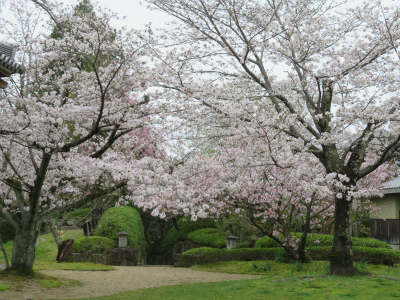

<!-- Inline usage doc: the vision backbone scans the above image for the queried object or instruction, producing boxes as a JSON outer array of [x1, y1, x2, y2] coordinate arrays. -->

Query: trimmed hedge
[[254, 236, 280, 248], [186, 228, 227, 249], [175, 247, 282, 267], [94, 206, 145, 248], [73, 236, 117, 254], [254, 234, 391, 249], [176, 246, 400, 267], [148, 218, 218, 256], [308, 246, 400, 265]]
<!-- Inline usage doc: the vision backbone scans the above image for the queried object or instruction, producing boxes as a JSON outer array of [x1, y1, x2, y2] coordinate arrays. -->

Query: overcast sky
[[0, 0, 172, 31]]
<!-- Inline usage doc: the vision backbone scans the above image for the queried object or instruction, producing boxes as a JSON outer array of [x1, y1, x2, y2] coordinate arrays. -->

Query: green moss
[[94, 206, 145, 248], [73, 236, 116, 254]]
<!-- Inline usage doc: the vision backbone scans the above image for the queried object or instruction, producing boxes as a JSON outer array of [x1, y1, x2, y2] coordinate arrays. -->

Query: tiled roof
[[0, 43, 16, 59], [383, 176, 400, 194], [385, 177, 400, 189], [0, 43, 24, 75]]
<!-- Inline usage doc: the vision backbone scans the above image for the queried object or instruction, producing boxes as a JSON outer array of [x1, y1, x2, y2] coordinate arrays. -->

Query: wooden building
[[0, 43, 24, 89], [370, 177, 400, 250]]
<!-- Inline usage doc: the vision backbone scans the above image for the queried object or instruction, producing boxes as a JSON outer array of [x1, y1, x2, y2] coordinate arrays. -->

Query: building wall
[[370, 194, 400, 219]]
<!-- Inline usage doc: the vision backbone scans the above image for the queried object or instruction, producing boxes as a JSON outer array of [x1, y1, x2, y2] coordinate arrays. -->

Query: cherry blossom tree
[[0, 0, 162, 274], [144, 0, 400, 275]]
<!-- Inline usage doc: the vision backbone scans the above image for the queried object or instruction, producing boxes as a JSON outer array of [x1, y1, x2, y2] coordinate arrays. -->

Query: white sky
[[0, 0, 173, 30], [75, 0, 173, 29]]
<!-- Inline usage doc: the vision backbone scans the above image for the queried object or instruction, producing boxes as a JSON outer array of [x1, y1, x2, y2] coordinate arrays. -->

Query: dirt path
[[0, 266, 261, 300]]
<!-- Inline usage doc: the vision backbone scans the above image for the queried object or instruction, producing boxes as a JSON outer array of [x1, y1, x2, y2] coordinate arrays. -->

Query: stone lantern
[[117, 231, 129, 248], [226, 235, 239, 250]]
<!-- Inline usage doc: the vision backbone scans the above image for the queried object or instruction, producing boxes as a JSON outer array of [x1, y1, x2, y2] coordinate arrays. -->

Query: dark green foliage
[[308, 246, 400, 265], [254, 233, 391, 249], [175, 247, 281, 267], [237, 241, 251, 248], [352, 237, 392, 249], [274, 249, 292, 263], [186, 228, 227, 249], [175, 244, 400, 267], [352, 247, 400, 265], [73, 236, 116, 254], [69, 207, 92, 220], [94, 206, 145, 248], [254, 235, 280, 248], [130, 204, 174, 245], [148, 218, 219, 256], [0, 222, 15, 243]]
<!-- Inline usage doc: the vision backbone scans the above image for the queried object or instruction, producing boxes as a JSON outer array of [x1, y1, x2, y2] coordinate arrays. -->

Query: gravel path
[[0, 266, 261, 300]]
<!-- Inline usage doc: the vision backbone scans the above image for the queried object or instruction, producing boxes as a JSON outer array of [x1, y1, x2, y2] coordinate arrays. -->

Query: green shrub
[[308, 246, 400, 265], [352, 247, 400, 265], [255, 233, 391, 250], [274, 248, 292, 263], [186, 228, 227, 248], [352, 237, 392, 249], [254, 235, 280, 248], [175, 247, 281, 267], [176, 243, 400, 267], [0, 222, 15, 243], [73, 236, 116, 254], [148, 218, 219, 256], [94, 206, 145, 248], [69, 207, 92, 220]]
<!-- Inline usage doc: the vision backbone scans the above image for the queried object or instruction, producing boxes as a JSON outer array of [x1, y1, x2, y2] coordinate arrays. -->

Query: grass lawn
[[0, 228, 113, 271], [0, 228, 113, 291], [1, 230, 400, 299], [76, 261, 400, 300]]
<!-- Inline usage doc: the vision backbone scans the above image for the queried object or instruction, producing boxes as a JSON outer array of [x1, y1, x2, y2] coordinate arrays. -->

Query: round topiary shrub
[[186, 228, 227, 248], [94, 206, 146, 248], [73, 236, 117, 254]]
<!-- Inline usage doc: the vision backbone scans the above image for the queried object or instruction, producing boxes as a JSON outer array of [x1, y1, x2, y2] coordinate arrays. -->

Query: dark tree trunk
[[329, 194, 355, 276], [0, 234, 10, 270], [48, 219, 62, 249], [10, 225, 39, 275]]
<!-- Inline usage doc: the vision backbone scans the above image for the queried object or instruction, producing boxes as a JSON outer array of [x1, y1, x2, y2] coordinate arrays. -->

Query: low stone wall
[[72, 248, 145, 266]]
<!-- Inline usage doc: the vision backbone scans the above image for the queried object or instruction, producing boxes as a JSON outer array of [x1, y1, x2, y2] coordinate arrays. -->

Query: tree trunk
[[329, 194, 355, 276], [0, 234, 10, 270], [10, 225, 39, 275], [48, 219, 62, 249]]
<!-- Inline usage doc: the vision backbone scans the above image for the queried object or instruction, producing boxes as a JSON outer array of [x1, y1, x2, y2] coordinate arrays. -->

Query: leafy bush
[[69, 207, 92, 220], [352, 237, 392, 249], [175, 245, 400, 267], [175, 247, 281, 267], [186, 228, 227, 248], [255, 233, 391, 250], [94, 206, 145, 248], [73, 236, 116, 254], [254, 235, 280, 248], [0, 222, 15, 243], [353, 247, 400, 265], [308, 246, 400, 265], [148, 218, 219, 256]]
